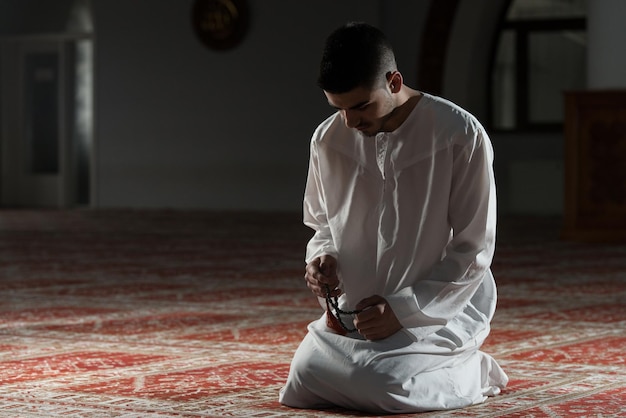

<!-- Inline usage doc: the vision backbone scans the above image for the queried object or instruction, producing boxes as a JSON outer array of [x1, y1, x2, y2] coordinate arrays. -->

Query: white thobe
[[279, 93, 508, 413]]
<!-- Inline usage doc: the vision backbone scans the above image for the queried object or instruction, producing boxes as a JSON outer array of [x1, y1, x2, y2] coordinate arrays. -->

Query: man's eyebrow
[[329, 100, 369, 110]]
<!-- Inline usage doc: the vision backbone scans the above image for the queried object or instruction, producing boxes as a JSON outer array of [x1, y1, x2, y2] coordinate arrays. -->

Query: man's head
[[318, 22, 403, 137], [318, 22, 397, 94]]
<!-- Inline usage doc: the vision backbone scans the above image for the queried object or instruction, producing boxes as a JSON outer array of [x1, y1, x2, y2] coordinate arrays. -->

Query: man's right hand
[[304, 255, 342, 298]]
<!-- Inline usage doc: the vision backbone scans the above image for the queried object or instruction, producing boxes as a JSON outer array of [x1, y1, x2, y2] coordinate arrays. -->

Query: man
[[279, 22, 508, 413]]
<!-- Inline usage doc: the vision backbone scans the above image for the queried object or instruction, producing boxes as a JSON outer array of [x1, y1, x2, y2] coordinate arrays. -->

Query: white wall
[[588, 0, 626, 88], [93, 0, 428, 210], [92, 0, 429, 211]]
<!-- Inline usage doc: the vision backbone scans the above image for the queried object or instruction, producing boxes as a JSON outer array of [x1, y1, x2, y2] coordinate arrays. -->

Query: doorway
[[1, 35, 93, 208]]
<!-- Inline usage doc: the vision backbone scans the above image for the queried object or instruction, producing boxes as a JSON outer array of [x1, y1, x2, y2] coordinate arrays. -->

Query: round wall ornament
[[191, 0, 249, 51]]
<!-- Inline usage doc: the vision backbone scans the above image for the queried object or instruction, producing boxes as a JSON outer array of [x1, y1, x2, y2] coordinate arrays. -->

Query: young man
[[279, 22, 508, 413]]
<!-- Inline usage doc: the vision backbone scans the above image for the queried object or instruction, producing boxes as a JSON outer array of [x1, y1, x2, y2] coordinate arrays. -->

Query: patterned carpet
[[0, 209, 625, 417]]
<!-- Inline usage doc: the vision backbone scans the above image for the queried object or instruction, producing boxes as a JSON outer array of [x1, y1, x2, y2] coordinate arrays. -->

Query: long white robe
[[279, 93, 508, 413]]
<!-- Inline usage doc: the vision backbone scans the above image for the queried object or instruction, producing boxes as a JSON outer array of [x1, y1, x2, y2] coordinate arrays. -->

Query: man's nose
[[342, 110, 359, 128]]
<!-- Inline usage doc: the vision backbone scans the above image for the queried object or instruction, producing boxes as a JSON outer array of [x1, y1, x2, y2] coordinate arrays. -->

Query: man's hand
[[353, 295, 402, 340], [304, 255, 341, 298]]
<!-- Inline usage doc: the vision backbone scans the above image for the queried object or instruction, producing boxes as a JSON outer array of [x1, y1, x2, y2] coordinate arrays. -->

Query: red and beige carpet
[[0, 210, 624, 417]]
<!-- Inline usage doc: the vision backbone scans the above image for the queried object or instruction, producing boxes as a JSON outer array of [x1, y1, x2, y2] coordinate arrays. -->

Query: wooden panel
[[563, 90, 626, 242]]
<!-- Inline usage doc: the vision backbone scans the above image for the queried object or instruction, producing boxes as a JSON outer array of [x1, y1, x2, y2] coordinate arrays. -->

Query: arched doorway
[[417, 0, 509, 122]]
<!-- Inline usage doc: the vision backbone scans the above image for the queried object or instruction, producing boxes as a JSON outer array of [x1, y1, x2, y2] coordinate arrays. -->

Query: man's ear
[[387, 71, 403, 93]]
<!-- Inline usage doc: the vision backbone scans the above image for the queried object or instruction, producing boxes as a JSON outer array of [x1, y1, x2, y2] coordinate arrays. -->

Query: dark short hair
[[317, 22, 397, 93]]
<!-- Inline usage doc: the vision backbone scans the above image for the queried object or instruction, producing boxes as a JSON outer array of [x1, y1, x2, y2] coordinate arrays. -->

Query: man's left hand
[[353, 295, 402, 340]]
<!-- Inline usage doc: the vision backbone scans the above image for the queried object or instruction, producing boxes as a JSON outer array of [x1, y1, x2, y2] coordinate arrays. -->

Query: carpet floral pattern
[[0, 210, 625, 417]]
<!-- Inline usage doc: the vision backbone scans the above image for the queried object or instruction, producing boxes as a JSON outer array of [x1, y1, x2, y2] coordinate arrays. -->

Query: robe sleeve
[[303, 138, 338, 264], [387, 125, 497, 343]]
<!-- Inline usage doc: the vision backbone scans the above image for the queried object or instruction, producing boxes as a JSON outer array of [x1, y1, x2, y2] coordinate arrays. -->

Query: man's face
[[324, 85, 395, 137]]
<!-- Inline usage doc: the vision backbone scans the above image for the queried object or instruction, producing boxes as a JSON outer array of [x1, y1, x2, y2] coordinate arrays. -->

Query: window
[[491, 0, 587, 131]]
